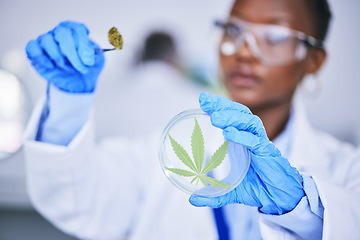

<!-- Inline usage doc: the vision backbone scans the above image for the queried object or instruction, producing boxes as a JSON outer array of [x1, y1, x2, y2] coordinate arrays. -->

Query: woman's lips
[[227, 66, 259, 88]]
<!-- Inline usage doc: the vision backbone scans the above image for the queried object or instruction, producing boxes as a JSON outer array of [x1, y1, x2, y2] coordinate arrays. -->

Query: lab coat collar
[[286, 91, 337, 176], [271, 90, 329, 173]]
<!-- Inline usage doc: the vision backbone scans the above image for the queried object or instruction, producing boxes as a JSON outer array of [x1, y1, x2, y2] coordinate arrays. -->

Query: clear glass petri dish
[[159, 109, 250, 197]]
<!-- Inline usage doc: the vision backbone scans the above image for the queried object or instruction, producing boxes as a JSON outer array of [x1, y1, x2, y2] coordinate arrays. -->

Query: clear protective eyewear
[[215, 18, 323, 66]]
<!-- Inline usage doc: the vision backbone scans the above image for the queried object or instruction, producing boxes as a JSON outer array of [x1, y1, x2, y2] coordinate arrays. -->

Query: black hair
[[304, 0, 332, 41], [141, 32, 177, 63]]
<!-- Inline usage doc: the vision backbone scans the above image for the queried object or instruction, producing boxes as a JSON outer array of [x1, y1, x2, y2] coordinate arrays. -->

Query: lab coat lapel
[[286, 94, 326, 172], [287, 96, 360, 240]]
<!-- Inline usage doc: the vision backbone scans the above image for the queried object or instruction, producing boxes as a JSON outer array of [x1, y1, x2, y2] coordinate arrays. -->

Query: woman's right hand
[[26, 21, 105, 93], [189, 93, 305, 215]]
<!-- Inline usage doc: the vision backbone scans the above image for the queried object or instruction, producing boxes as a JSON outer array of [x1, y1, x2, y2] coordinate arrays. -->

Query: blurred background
[[0, 0, 359, 239]]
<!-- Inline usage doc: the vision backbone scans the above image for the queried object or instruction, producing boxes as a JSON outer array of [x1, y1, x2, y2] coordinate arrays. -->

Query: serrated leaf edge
[[201, 140, 229, 174], [165, 167, 197, 177], [191, 118, 205, 173], [168, 120, 231, 190], [168, 134, 197, 172], [202, 175, 232, 189]]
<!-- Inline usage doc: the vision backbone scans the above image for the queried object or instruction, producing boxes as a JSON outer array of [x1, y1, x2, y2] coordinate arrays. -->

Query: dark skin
[[220, 0, 326, 140]]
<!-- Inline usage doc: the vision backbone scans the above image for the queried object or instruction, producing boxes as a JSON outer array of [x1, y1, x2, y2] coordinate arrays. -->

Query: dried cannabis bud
[[108, 27, 123, 50]]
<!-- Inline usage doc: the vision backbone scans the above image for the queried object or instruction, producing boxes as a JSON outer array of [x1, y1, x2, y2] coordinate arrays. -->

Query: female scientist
[[24, 0, 360, 239]]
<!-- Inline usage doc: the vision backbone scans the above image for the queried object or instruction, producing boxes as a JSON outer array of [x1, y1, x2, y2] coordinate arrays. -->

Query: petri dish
[[159, 109, 250, 197]]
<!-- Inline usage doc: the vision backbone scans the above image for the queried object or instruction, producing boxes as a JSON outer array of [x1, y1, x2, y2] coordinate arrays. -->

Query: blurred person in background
[[23, 0, 360, 239], [107, 31, 206, 137]]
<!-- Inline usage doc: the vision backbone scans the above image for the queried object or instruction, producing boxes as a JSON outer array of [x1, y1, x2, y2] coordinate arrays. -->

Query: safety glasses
[[215, 17, 323, 66]]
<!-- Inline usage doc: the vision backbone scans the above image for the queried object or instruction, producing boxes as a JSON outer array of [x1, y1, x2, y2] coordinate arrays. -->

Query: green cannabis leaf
[[192, 119, 204, 172], [168, 134, 197, 172], [166, 118, 232, 190]]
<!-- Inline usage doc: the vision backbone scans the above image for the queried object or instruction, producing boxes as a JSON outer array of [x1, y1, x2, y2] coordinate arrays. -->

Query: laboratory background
[[0, 0, 359, 239]]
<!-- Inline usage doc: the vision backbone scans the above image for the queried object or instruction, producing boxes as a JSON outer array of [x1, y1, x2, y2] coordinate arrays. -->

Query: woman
[[24, 0, 359, 239]]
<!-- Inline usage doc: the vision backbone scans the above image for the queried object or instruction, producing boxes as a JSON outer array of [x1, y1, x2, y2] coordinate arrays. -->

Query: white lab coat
[[24, 92, 360, 240]]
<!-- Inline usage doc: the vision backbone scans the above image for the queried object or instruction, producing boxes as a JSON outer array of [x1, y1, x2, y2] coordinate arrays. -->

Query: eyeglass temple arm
[[214, 20, 226, 28], [304, 36, 324, 49]]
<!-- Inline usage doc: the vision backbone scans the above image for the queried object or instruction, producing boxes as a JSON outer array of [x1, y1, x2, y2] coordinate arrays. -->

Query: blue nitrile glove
[[189, 93, 305, 215], [26, 21, 104, 93]]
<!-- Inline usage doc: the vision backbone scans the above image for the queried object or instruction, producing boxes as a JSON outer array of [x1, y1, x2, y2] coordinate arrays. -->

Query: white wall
[[303, 0, 360, 145], [0, 0, 233, 139], [0, 0, 359, 145], [0, 0, 232, 101]]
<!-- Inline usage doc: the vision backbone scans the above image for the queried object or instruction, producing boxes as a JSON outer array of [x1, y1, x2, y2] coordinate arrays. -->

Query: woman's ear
[[306, 48, 327, 74]]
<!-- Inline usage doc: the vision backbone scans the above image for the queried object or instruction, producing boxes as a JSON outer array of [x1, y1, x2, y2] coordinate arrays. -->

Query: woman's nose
[[234, 35, 258, 61]]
